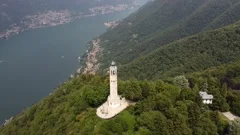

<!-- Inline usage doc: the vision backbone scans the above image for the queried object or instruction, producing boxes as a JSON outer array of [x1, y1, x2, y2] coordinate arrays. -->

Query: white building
[[108, 61, 121, 108], [199, 91, 213, 104], [96, 61, 129, 119]]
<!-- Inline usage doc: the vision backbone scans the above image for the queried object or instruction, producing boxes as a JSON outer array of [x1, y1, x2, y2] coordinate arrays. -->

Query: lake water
[[0, 9, 135, 124]]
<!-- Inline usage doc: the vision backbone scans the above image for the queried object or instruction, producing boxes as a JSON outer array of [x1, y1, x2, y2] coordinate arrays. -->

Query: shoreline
[[81, 38, 102, 75], [0, 4, 137, 40], [0, 1, 145, 126]]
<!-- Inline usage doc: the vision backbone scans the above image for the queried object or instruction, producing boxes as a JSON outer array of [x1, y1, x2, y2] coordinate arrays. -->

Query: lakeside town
[[0, 4, 137, 39], [0, 10, 74, 39]]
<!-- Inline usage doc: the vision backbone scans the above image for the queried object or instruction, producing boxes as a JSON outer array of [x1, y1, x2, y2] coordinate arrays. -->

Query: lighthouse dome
[[111, 61, 116, 66]]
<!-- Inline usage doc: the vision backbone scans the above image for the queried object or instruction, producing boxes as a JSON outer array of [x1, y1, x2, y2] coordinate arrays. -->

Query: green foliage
[[188, 103, 201, 128], [211, 92, 230, 112], [136, 127, 151, 135], [178, 88, 197, 101], [0, 71, 239, 135], [136, 111, 170, 135], [154, 94, 172, 112], [210, 111, 229, 134], [119, 80, 143, 102], [119, 22, 240, 80], [165, 108, 192, 135], [139, 80, 155, 98], [227, 91, 240, 116], [83, 85, 108, 107], [188, 61, 240, 114], [229, 118, 240, 135], [98, 0, 240, 74], [174, 75, 190, 89], [96, 111, 135, 135], [193, 117, 218, 135]]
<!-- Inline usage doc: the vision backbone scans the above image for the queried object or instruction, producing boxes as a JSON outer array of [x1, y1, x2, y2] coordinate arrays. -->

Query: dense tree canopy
[[119, 22, 240, 80], [1, 66, 239, 135], [96, 0, 240, 72]]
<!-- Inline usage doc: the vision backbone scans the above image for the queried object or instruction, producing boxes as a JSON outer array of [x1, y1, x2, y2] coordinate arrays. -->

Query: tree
[[179, 88, 197, 101], [175, 101, 188, 116], [211, 92, 229, 112], [134, 97, 156, 114], [193, 117, 218, 135], [229, 118, 240, 135], [200, 82, 209, 92], [210, 111, 229, 135], [165, 107, 192, 135], [227, 91, 240, 116], [154, 94, 171, 112], [155, 80, 165, 92], [220, 83, 228, 98], [139, 80, 155, 98], [174, 75, 190, 89], [136, 127, 151, 135], [83, 85, 108, 107], [123, 80, 143, 101], [137, 111, 170, 135], [188, 103, 201, 128]]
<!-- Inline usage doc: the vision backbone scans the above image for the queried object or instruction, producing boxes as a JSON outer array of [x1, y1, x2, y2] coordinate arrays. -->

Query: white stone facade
[[96, 61, 129, 119], [108, 62, 121, 108], [202, 99, 213, 104], [199, 91, 213, 104]]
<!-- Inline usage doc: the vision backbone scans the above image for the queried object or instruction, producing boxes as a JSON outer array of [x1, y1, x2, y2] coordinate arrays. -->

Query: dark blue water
[[0, 10, 135, 124]]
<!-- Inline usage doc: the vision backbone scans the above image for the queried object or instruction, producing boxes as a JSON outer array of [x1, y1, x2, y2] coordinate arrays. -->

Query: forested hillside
[[97, 0, 240, 70], [119, 21, 240, 80], [1, 0, 240, 134], [1, 62, 240, 134]]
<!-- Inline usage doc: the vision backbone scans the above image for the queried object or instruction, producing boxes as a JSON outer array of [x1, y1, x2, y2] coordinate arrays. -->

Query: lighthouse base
[[96, 98, 129, 119], [107, 95, 121, 108]]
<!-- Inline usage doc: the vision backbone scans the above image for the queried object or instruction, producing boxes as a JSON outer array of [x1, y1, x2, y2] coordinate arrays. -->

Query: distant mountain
[[0, 0, 147, 37], [95, 0, 240, 72]]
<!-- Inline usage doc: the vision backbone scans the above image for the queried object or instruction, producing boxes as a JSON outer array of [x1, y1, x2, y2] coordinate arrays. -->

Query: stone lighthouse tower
[[108, 61, 121, 108], [96, 61, 129, 119]]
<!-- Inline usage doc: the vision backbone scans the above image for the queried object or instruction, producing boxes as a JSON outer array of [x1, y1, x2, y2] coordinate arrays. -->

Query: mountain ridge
[[118, 21, 240, 80], [95, 0, 240, 71]]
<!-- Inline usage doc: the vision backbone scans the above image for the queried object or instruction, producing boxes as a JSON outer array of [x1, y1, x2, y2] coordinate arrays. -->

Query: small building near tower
[[96, 61, 129, 119], [199, 91, 213, 104]]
